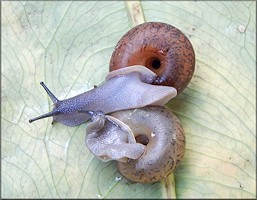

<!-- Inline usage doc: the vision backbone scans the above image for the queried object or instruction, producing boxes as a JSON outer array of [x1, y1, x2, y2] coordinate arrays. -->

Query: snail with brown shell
[[29, 22, 195, 183]]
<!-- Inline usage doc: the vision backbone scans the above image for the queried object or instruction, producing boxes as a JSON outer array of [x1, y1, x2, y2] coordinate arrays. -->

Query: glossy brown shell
[[109, 22, 195, 93]]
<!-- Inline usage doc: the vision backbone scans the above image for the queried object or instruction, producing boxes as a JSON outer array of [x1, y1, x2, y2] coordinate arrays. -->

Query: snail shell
[[109, 22, 195, 93]]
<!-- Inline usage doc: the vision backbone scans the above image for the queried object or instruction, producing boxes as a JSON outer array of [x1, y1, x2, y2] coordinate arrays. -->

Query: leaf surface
[[1, 1, 256, 198]]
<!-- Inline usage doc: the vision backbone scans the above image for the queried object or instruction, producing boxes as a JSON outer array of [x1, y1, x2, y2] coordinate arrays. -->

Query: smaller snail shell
[[112, 106, 185, 183]]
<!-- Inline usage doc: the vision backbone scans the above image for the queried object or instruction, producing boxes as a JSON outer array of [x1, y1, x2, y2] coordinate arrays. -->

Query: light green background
[[1, 1, 256, 198]]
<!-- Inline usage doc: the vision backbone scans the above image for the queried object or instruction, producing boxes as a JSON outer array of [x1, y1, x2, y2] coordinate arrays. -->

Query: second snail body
[[86, 106, 185, 183]]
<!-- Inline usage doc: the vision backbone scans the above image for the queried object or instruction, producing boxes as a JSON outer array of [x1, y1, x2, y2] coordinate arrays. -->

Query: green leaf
[[1, 1, 256, 198]]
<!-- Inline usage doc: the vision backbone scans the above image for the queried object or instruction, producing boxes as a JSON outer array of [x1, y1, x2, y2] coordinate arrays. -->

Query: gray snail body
[[29, 66, 177, 126], [86, 106, 185, 183]]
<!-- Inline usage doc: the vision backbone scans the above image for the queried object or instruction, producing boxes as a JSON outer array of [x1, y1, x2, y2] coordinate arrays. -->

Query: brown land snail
[[29, 22, 195, 183]]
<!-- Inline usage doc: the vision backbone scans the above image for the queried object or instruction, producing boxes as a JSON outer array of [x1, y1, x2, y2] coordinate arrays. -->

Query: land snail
[[29, 22, 195, 183]]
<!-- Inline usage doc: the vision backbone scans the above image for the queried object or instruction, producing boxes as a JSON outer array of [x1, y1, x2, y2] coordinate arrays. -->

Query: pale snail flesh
[[86, 106, 185, 183], [29, 65, 177, 126], [85, 110, 145, 162]]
